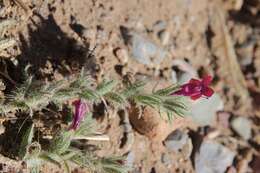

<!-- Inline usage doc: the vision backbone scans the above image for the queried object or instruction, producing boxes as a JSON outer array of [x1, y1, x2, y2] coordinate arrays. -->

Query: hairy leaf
[[154, 84, 179, 96], [49, 131, 73, 154], [19, 124, 34, 159], [121, 81, 145, 99], [96, 80, 117, 96]]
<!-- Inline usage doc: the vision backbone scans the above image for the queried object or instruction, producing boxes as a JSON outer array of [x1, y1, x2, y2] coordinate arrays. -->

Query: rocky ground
[[0, 0, 260, 173]]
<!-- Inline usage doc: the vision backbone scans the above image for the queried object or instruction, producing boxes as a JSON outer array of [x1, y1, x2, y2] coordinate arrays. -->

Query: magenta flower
[[172, 75, 214, 100], [69, 99, 89, 130]]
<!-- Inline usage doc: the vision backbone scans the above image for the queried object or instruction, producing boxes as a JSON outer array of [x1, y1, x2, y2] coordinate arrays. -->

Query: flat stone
[[164, 129, 189, 152], [178, 72, 193, 85], [161, 153, 173, 166], [231, 117, 252, 140], [190, 93, 224, 126], [126, 151, 135, 167], [153, 20, 167, 31], [195, 140, 235, 173], [130, 33, 167, 65]]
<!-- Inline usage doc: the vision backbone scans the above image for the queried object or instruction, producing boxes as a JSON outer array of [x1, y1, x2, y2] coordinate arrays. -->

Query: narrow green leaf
[[74, 113, 96, 137], [134, 94, 162, 106], [19, 124, 34, 159], [61, 151, 79, 160], [121, 81, 145, 98], [63, 160, 70, 173], [49, 131, 73, 154], [40, 152, 63, 167], [154, 84, 180, 96], [96, 80, 117, 96], [105, 92, 126, 104], [80, 88, 99, 100]]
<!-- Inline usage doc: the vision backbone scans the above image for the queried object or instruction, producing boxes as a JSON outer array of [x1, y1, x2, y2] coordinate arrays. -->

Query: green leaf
[[63, 160, 70, 173], [96, 80, 117, 96], [19, 124, 34, 159], [74, 113, 96, 137], [121, 81, 145, 99], [49, 131, 73, 154], [164, 98, 188, 111], [100, 156, 129, 173], [29, 166, 40, 173], [40, 152, 63, 167], [162, 102, 186, 118], [154, 84, 180, 96], [61, 150, 79, 160], [70, 152, 129, 173], [40, 152, 75, 173], [134, 94, 162, 106], [80, 88, 99, 100], [105, 92, 126, 105]]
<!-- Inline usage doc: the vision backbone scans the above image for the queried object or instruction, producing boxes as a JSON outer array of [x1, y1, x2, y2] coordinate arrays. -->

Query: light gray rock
[[172, 59, 198, 83], [190, 93, 224, 126], [195, 140, 235, 173], [171, 70, 178, 84], [177, 72, 193, 85], [126, 151, 135, 167], [130, 33, 167, 65], [153, 20, 167, 31], [164, 130, 189, 152], [161, 153, 173, 166], [231, 117, 252, 140], [181, 138, 193, 159]]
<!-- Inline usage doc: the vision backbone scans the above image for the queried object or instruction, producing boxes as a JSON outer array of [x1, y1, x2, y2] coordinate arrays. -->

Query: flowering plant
[[1, 69, 214, 173]]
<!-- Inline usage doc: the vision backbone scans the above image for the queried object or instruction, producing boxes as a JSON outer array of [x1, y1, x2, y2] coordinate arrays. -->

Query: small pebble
[[126, 151, 135, 168], [114, 48, 129, 64], [153, 20, 167, 31], [172, 59, 197, 78], [217, 111, 231, 128], [158, 30, 170, 45], [181, 138, 193, 159], [195, 140, 235, 173], [178, 72, 194, 85], [164, 130, 189, 152], [130, 33, 167, 65], [161, 153, 173, 166], [190, 93, 224, 126], [231, 117, 252, 140]]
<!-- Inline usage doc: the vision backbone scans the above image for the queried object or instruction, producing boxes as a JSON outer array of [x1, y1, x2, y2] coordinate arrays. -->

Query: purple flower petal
[[171, 75, 214, 100], [69, 99, 89, 130]]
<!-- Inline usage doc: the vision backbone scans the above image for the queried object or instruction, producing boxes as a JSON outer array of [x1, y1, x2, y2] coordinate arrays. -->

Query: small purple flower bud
[[69, 99, 89, 130]]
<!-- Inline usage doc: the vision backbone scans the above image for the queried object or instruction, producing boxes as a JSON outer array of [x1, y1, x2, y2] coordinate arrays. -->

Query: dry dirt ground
[[0, 0, 260, 173]]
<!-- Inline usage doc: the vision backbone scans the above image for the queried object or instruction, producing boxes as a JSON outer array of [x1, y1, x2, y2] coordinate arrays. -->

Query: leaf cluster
[[3, 70, 189, 173], [20, 115, 128, 173]]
